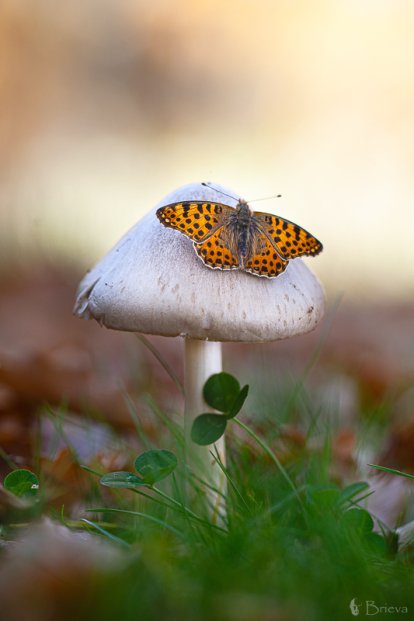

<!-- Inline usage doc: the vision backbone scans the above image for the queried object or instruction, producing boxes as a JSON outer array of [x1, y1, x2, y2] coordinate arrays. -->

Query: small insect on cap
[[74, 182, 325, 342]]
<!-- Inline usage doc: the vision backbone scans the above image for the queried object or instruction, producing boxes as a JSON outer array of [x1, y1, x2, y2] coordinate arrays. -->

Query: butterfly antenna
[[248, 194, 282, 203], [201, 182, 239, 201]]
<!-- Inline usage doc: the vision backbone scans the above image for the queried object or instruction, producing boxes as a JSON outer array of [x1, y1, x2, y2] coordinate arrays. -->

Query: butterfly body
[[156, 196, 322, 278]]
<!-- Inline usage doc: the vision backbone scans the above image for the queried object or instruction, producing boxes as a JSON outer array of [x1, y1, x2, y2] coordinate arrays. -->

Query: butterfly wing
[[156, 201, 233, 243], [254, 212, 323, 260], [193, 229, 240, 270], [244, 234, 289, 278]]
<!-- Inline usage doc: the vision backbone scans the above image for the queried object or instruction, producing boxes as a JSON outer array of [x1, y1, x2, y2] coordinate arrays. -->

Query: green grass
[[77, 441, 414, 621], [2, 370, 414, 621]]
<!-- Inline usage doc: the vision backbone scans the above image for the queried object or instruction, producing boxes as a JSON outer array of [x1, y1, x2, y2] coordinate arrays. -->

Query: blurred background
[[1, 4, 414, 616], [1, 0, 414, 299], [1, 0, 414, 486]]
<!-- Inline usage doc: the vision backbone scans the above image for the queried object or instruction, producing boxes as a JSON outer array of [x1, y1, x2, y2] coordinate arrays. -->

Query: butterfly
[[156, 185, 323, 278]]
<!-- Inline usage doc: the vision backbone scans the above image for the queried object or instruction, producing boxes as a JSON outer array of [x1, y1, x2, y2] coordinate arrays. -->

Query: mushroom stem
[[184, 338, 226, 519]]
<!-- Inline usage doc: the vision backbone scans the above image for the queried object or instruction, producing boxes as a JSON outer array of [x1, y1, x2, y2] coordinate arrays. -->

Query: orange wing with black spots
[[254, 212, 323, 260], [156, 201, 233, 243], [193, 228, 239, 271], [244, 235, 289, 278], [157, 198, 323, 279]]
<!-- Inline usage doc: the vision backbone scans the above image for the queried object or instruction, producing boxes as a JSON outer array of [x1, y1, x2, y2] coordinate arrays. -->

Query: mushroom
[[74, 182, 325, 516]]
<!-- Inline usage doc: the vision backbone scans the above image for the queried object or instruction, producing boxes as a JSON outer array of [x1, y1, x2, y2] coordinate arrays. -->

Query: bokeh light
[[1, 0, 413, 300]]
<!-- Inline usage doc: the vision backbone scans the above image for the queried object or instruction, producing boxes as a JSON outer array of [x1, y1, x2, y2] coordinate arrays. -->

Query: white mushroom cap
[[74, 182, 325, 342]]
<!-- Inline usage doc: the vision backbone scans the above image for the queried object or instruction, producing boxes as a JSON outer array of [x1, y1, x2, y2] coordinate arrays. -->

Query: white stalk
[[184, 337, 226, 521]]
